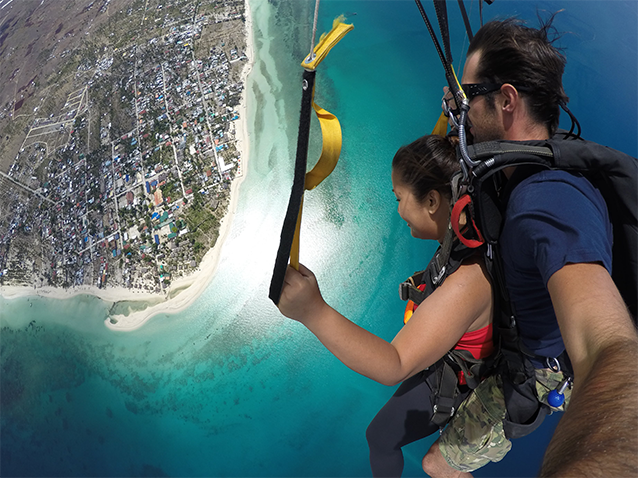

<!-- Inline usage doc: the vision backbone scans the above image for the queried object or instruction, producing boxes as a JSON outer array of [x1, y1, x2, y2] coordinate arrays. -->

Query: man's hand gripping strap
[[268, 20, 353, 305]]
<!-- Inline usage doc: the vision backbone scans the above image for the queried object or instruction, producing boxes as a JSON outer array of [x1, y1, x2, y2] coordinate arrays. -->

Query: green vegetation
[[161, 182, 179, 199], [183, 199, 218, 236]]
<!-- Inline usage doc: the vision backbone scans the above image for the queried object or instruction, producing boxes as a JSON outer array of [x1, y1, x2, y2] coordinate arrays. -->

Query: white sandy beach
[[0, 0, 256, 332]]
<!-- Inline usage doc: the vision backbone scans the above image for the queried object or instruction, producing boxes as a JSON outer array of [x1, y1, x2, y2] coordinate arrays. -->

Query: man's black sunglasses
[[462, 83, 530, 101]]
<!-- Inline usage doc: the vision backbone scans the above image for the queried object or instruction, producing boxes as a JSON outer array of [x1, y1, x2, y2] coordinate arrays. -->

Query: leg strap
[[427, 360, 461, 428]]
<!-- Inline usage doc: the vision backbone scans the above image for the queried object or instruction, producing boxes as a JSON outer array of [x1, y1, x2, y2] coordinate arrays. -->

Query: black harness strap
[[399, 237, 476, 306], [269, 70, 316, 304], [427, 349, 495, 428], [428, 359, 462, 427]]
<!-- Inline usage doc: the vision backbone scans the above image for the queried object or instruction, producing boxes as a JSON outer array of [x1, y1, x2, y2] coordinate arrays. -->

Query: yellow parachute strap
[[305, 101, 342, 190], [449, 64, 466, 102], [269, 17, 353, 304], [432, 111, 449, 137], [290, 100, 342, 269], [448, 64, 469, 113], [302, 20, 354, 71], [290, 197, 304, 270], [289, 21, 352, 269]]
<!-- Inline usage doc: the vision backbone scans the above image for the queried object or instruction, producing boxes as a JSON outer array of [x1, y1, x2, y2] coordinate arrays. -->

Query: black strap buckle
[[399, 281, 411, 301]]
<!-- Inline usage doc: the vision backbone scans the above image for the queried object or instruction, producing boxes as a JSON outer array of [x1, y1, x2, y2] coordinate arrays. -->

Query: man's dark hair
[[467, 15, 569, 135]]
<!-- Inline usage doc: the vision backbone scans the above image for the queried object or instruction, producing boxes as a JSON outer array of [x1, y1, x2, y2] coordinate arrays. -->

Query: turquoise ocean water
[[1, 1, 636, 476]]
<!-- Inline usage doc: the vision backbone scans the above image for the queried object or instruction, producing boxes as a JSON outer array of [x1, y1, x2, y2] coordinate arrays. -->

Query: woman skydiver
[[277, 133, 495, 477]]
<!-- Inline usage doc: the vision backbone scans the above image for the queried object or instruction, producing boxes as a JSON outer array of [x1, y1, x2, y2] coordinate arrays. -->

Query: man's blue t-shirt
[[500, 170, 613, 361]]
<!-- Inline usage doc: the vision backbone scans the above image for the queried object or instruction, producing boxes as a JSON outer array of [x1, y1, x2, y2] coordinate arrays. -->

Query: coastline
[[0, 0, 256, 332]]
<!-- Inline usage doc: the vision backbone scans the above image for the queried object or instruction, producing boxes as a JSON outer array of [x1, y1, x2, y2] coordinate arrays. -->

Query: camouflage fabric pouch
[[439, 374, 511, 472], [438, 368, 571, 472]]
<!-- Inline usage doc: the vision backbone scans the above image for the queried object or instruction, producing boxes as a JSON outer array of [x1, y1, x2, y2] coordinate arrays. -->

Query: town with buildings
[[0, 0, 248, 294]]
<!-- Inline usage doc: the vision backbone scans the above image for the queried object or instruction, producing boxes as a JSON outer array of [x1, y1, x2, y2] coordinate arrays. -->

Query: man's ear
[[500, 83, 520, 112]]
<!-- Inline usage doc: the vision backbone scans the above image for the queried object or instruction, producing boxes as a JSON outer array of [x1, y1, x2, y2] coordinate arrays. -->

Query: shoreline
[[0, 0, 256, 332]]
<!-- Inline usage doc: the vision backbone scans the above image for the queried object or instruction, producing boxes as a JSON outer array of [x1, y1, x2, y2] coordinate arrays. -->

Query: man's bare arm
[[541, 263, 638, 477]]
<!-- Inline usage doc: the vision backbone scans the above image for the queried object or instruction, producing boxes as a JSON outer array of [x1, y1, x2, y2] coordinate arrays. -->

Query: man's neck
[[502, 122, 551, 179], [503, 112, 550, 141]]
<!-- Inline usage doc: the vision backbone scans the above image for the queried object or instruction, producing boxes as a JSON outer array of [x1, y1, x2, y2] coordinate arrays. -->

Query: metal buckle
[[432, 404, 455, 417], [399, 281, 410, 301], [442, 94, 460, 128], [432, 265, 446, 285], [546, 356, 561, 373]]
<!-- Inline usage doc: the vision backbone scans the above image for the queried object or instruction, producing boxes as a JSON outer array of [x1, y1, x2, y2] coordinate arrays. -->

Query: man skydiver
[[422, 17, 638, 478]]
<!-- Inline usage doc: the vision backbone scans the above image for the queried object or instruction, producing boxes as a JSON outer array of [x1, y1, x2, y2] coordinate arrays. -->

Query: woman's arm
[[277, 261, 492, 386]]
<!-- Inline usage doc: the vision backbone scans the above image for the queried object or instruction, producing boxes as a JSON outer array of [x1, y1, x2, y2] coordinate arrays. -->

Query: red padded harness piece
[[451, 194, 485, 248]]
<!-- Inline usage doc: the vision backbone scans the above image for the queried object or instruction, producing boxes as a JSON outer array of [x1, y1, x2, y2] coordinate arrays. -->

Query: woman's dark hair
[[467, 14, 568, 135], [392, 134, 460, 204]]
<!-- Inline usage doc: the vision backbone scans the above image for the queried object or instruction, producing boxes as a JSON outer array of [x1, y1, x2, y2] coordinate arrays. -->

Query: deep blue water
[[1, 1, 636, 477]]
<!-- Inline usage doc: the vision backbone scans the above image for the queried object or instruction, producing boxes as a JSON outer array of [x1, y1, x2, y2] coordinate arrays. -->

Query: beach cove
[[1, 1, 636, 477], [0, 0, 257, 331]]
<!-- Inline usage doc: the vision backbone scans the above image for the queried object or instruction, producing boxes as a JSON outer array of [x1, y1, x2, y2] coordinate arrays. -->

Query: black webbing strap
[[414, 0, 449, 77], [481, 1, 494, 26], [268, 69, 316, 304], [457, 0, 474, 41], [433, 0, 453, 66], [447, 349, 488, 390], [414, 0, 464, 106], [399, 273, 428, 304], [429, 360, 460, 427]]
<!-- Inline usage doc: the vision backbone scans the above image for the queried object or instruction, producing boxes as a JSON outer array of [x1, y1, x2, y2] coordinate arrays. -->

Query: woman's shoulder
[[441, 253, 492, 299], [456, 251, 489, 277]]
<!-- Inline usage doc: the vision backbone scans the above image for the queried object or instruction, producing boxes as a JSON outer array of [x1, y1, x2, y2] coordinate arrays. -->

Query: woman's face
[[391, 170, 444, 241]]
